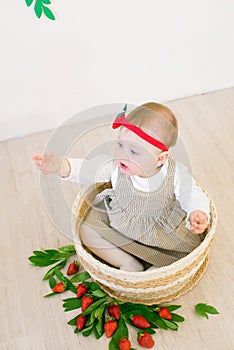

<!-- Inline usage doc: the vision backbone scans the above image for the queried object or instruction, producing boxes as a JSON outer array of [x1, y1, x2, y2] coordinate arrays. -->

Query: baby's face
[[114, 127, 162, 178]]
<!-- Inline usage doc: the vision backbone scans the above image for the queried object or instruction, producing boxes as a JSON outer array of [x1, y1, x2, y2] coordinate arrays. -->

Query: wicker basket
[[72, 182, 217, 305]]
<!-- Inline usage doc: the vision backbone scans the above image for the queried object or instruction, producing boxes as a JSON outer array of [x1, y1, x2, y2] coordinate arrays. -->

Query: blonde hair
[[126, 102, 178, 147]]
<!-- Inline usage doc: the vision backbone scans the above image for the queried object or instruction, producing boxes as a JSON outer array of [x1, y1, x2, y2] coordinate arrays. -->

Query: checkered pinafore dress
[[84, 158, 202, 267]]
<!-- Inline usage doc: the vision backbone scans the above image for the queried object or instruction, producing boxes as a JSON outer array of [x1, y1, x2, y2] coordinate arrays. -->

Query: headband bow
[[112, 105, 169, 152]]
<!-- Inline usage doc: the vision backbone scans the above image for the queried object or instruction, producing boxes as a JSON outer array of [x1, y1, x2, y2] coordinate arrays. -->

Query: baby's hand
[[32, 151, 63, 175], [189, 211, 208, 234]]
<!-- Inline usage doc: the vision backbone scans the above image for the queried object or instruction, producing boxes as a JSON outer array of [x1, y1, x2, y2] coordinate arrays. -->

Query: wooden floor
[[1, 88, 234, 350]]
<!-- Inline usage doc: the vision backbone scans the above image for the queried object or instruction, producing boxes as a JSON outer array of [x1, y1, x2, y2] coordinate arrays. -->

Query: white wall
[[0, 0, 233, 141]]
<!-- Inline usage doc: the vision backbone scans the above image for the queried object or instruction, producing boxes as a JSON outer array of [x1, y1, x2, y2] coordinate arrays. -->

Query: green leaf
[[32, 250, 48, 257], [195, 303, 219, 319], [163, 319, 178, 330], [93, 324, 102, 339], [82, 323, 94, 337], [153, 317, 167, 330], [205, 305, 219, 314], [34, 0, 43, 18], [66, 280, 77, 294], [28, 256, 56, 267], [67, 315, 79, 326], [44, 249, 59, 257], [86, 311, 96, 327], [55, 268, 65, 280], [51, 252, 72, 260], [86, 282, 102, 291], [141, 312, 167, 330], [93, 303, 106, 319], [49, 276, 57, 289], [163, 305, 182, 312], [196, 303, 219, 315], [63, 296, 82, 304], [29, 248, 59, 266], [44, 292, 58, 297], [70, 271, 91, 283], [41, 0, 51, 4], [64, 279, 77, 294], [109, 317, 128, 350], [91, 289, 107, 298], [195, 307, 208, 318], [42, 5, 56, 20], [83, 297, 107, 316], [63, 298, 82, 312], [95, 316, 104, 338], [120, 303, 150, 315], [58, 245, 76, 253], [171, 313, 185, 322], [25, 0, 34, 6], [43, 260, 67, 280]]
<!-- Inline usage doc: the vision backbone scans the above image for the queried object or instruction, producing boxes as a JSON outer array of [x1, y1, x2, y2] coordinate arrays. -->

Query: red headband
[[112, 114, 169, 151]]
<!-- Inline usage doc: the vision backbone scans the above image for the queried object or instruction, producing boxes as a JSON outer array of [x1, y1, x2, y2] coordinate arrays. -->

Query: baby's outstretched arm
[[189, 210, 208, 234], [32, 152, 71, 177]]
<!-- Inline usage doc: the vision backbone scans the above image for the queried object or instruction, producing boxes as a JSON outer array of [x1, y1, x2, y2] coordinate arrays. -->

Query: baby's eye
[[117, 142, 123, 148], [130, 149, 139, 155]]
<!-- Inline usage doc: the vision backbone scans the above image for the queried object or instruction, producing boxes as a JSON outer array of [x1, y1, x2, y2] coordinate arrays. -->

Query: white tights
[[80, 223, 144, 272]]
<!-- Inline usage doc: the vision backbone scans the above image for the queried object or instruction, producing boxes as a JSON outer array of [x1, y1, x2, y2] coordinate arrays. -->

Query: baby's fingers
[[190, 225, 207, 234], [33, 152, 55, 161], [32, 154, 42, 160], [33, 155, 45, 169]]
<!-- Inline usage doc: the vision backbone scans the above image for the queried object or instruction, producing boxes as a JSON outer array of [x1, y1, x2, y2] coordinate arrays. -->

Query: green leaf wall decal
[[25, 0, 56, 20], [34, 0, 43, 18], [43, 5, 55, 20], [25, 0, 34, 6]]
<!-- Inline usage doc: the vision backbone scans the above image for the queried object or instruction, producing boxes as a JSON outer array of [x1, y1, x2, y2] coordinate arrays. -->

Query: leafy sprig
[[65, 293, 184, 346], [195, 303, 219, 319], [25, 0, 55, 21], [28, 245, 76, 280]]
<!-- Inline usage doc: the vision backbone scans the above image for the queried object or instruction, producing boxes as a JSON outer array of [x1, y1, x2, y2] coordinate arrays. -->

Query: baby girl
[[33, 102, 209, 271]]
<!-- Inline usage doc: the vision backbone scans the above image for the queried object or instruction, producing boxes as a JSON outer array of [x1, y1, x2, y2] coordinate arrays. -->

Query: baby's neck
[[138, 164, 163, 178]]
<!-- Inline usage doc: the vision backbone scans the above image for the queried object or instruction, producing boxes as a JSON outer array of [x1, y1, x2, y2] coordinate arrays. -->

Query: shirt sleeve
[[174, 162, 210, 225], [60, 154, 113, 184]]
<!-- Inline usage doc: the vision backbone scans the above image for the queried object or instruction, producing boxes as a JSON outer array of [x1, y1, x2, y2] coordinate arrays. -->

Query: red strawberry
[[138, 332, 155, 348], [52, 281, 66, 293], [76, 315, 87, 330], [81, 295, 93, 312], [108, 304, 121, 320], [118, 338, 131, 350], [132, 314, 150, 328], [158, 307, 172, 320], [67, 261, 79, 275], [104, 320, 118, 338], [77, 283, 88, 298]]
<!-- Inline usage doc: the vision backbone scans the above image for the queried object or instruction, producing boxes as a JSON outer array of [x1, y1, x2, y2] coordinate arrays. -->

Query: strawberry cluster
[[29, 246, 185, 349], [28, 245, 219, 349], [63, 279, 183, 349]]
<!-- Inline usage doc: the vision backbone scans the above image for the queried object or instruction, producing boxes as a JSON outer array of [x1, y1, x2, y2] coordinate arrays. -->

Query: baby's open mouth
[[120, 162, 128, 169]]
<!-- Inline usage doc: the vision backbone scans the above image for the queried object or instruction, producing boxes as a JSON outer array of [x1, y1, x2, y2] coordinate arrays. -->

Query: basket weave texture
[[72, 182, 217, 305]]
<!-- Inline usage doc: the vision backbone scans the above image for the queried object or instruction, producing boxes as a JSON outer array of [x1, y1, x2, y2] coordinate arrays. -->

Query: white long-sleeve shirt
[[62, 155, 210, 224]]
